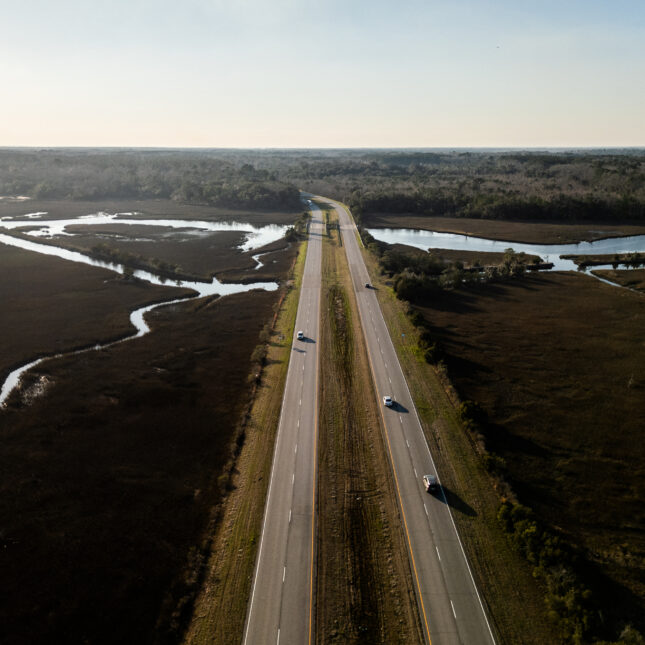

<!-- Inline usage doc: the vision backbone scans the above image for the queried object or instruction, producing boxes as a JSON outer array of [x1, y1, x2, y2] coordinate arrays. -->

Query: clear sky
[[1, 0, 643, 147]]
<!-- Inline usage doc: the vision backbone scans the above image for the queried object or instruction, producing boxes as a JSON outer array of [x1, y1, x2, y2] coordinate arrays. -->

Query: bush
[[497, 501, 597, 644], [459, 400, 488, 427], [424, 343, 442, 364]]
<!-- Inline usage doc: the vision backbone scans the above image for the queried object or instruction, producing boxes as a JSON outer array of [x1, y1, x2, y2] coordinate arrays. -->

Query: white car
[[423, 474, 439, 493], [383, 395, 393, 407], [296, 330, 304, 340]]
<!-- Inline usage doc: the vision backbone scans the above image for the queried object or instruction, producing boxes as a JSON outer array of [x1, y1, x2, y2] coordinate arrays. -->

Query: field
[[364, 212, 645, 244], [413, 272, 645, 634], [0, 200, 300, 644], [0, 198, 299, 224], [45, 223, 293, 283]]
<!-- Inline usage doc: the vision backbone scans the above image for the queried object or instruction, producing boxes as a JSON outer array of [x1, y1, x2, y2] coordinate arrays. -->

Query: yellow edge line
[[333, 199, 433, 645], [369, 348, 433, 645]]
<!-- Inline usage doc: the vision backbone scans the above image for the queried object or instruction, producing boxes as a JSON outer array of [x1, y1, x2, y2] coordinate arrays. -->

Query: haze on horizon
[[1, 0, 643, 149]]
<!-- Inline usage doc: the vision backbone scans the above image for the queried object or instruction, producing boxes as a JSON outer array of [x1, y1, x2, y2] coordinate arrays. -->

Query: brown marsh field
[[0, 245, 192, 385], [593, 268, 645, 292], [0, 198, 299, 224], [413, 271, 645, 632], [0, 201, 299, 644]]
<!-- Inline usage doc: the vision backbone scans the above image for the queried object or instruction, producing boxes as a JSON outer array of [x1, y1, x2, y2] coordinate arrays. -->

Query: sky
[[1, 0, 644, 148]]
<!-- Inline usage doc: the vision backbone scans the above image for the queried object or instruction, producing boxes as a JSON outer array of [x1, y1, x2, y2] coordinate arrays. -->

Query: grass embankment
[[183, 240, 307, 644], [364, 213, 645, 245], [315, 206, 422, 644], [357, 241, 559, 644]]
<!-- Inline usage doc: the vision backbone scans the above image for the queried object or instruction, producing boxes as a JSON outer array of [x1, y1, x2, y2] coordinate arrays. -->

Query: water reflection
[[367, 228, 645, 272]]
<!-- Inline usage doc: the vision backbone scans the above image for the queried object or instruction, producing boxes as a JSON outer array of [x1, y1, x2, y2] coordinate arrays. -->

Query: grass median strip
[[315, 207, 422, 644]]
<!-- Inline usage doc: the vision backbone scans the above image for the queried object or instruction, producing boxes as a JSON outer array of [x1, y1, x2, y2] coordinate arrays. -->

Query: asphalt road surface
[[327, 196, 497, 645], [243, 202, 323, 645]]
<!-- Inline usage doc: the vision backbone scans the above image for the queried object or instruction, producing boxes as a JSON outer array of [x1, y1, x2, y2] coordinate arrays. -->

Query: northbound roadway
[[328, 196, 497, 645]]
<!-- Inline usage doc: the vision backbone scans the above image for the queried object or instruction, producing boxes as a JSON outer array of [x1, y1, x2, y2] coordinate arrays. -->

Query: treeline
[[0, 150, 301, 210], [3, 147, 645, 219], [349, 191, 645, 223]]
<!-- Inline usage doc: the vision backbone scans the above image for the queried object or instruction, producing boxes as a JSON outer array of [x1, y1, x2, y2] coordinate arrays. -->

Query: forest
[[2, 148, 644, 221], [0, 149, 302, 210]]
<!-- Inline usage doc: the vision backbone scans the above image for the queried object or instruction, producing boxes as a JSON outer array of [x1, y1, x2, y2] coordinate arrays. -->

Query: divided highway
[[327, 197, 497, 645], [244, 196, 496, 645], [243, 202, 323, 645]]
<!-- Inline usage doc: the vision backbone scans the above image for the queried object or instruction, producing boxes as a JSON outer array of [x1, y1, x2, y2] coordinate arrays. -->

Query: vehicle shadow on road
[[302, 337, 316, 343], [437, 486, 477, 517], [292, 347, 306, 354], [392, 401, 409, 413]]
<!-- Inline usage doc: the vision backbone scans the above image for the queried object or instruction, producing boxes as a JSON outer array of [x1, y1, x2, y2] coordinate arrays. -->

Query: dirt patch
[[416, 272, 645, 633], [365, 212, 645, 244]]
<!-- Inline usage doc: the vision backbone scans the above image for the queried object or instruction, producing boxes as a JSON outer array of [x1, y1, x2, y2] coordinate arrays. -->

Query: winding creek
[[0, 212, 285, 406]]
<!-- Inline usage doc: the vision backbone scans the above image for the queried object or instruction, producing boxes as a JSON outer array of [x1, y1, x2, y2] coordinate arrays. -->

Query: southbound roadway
[[242, 201, 323, 645]]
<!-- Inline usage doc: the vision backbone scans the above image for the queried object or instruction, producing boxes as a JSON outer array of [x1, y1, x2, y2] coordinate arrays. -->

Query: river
[[366, 227, 645, 272]]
